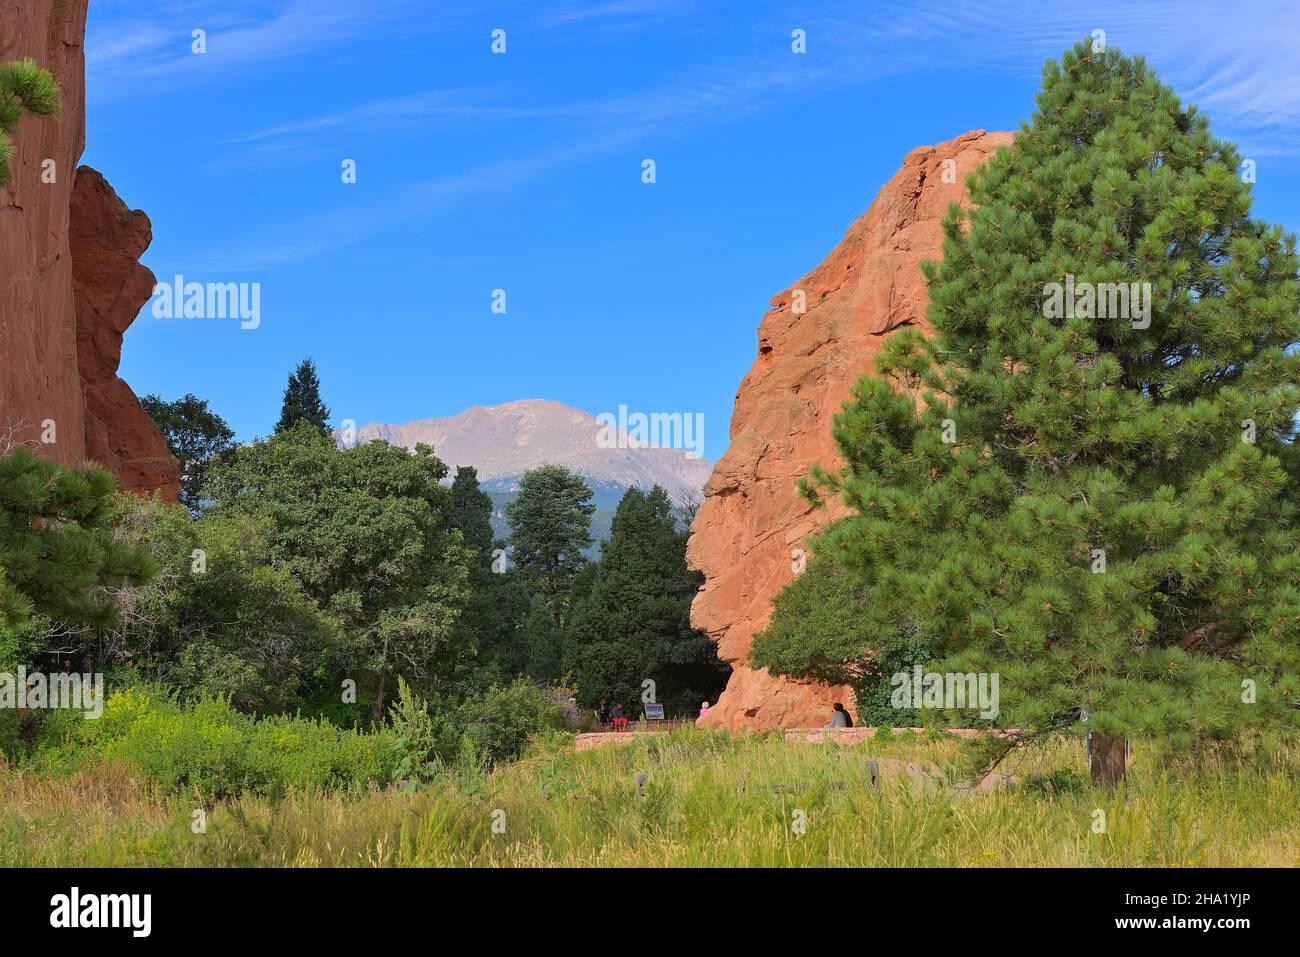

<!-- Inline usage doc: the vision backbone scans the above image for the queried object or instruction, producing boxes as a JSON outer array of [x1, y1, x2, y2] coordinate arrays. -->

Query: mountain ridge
[[339, 399, 713, 508]]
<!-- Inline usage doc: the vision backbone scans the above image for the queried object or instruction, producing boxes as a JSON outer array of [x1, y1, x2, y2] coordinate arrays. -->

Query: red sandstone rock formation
[[0, 0, 89, 464], [687, 129, 1014, 730], [72, 168, 180, 499], [0, 0, 179, 500]]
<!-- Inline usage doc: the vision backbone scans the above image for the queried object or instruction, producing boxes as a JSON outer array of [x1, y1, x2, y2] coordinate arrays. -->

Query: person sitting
[[610, 703, 627, 731], [826, 702, 853, 729]]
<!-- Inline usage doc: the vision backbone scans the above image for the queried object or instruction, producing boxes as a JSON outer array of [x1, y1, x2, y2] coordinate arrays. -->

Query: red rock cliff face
[[687, 129, 1014, 730], [0, 0, 179, 500], [72, 167, 180, 498], [0, 0, 88, 463]]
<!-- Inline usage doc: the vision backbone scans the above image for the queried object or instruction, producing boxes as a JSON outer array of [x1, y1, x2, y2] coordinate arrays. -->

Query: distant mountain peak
[[338, 399, 714, 507]]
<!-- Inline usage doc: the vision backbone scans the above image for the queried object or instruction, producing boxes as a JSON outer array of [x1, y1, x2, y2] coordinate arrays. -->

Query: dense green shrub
[[15, 679, 569, 802], [32, 686, 396, 800], [0, 615, 44, 672], [852, 633, 934, 727], [750, 547, 877, 691], [0, 616, 53, 758], [753, 549, 996, 729], [459, 680, 569, 766], [83, 494, 336, 714], [387, 677, 440, 786], [389, 678, 570, 785]]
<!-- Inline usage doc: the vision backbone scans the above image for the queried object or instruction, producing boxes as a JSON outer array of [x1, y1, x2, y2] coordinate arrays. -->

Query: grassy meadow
[[3, 726, 1298, 867]]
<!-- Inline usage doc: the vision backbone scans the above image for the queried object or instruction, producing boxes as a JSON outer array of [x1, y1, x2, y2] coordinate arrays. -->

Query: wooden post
[[1090, 733, 1127, 788]]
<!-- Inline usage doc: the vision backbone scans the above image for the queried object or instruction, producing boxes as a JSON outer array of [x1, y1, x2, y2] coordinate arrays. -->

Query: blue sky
[[86, 0, 1300, 462]]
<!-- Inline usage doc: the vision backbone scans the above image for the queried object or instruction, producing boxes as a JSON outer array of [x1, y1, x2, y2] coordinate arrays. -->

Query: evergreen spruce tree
[[449, 466, 496, 557], [758, 40, 1300, 785], [274, 358, 331, 436], [520, 595, 563, 684], [506, 464, 595, 628], [563, 486, 728, 716], [447, 466, 531, 685], [0, 58, 60, 187], [0, 450, 154, 629]]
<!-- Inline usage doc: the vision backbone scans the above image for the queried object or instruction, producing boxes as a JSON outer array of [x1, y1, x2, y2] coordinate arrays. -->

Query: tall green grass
[[24, 686, 397, 800], [2, 726, 1297, 866]]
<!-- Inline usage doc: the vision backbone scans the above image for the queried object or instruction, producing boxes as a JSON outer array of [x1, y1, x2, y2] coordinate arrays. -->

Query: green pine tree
[[506, 464, 595, 628], [520, 594, 563, 684], [447, 466, 531, 686], [756, 39, 1300, 785], [0, 450, 154, 630], [449, 466, 496, 556], [563, 486, 728, 716], [274, 358, 331, 436], [0, 58, 61, 188]]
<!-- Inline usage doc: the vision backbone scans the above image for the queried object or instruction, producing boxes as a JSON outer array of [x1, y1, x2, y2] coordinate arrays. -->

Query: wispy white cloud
[[86, 0, 438, 102], [220, 89, 593, 150], [191, 41, 828, 268], [174, 0, 1300, 269], [821, 0, 1300, 153], [539, 0, 696, 28], [189, 141, 596, 271]]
